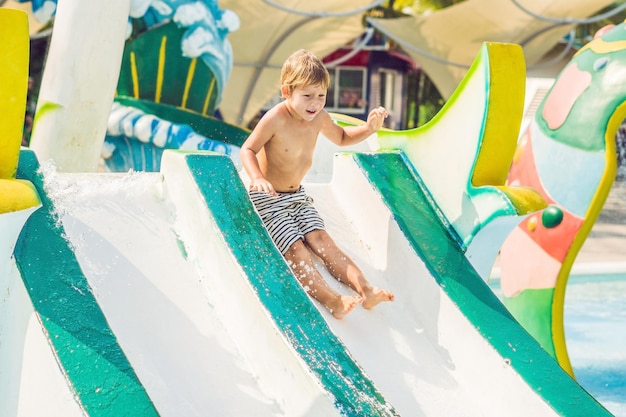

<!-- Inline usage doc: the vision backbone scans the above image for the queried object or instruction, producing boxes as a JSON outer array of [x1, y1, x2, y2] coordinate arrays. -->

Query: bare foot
[[362, 287, 394, 310], [330, 295, 364, 319]]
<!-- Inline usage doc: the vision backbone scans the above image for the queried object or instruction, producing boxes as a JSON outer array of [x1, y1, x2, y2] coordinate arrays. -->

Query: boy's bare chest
[[271, 131, 318, 158]]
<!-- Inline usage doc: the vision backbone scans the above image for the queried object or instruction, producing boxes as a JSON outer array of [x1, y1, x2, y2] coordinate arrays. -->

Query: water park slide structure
[[2, 9, 613, 415], [4, 146, 611, 417]]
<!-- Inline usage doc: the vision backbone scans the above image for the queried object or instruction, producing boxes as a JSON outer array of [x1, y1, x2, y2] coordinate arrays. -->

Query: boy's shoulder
[[268, 101, 286, 116], [256, 103, 293, 137], [263, 102, 288, 123]]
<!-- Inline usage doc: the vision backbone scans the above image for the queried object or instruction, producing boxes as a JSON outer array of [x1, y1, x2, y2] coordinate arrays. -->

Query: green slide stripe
[[352, 151, 611, 417], [14, 150, 158, 417], [183, 153, 397, 417]]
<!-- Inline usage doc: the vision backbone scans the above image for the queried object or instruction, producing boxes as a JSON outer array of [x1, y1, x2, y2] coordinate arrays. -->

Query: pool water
[[564, 274, 626, 417]]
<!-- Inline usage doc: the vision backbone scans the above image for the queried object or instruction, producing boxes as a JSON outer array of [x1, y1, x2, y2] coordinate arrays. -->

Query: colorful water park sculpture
[[105, 0, 247, 172], [498, 22, 626, 376], [19, 0, 246, 172]]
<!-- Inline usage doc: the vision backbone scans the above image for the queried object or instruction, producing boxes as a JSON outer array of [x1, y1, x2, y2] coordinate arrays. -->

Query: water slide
[[0, 5, 615, 416], [3, 142, 610, 417]]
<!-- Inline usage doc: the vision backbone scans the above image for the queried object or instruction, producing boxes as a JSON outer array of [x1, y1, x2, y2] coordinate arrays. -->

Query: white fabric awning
[[219, 0, 379, 126], [367, 0, 615, 99]]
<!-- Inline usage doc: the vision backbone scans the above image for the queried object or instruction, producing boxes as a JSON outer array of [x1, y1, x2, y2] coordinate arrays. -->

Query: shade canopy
[[367, 0, 615, 99], [219, 0, 379, 126]]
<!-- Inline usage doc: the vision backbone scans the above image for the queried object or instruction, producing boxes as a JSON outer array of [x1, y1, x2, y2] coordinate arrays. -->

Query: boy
[[240, 49, 394, 319]]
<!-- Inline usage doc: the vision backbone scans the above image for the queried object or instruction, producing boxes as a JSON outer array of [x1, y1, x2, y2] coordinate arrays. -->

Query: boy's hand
[[249, 178, 278, 196], [366, 106, 388, 131]]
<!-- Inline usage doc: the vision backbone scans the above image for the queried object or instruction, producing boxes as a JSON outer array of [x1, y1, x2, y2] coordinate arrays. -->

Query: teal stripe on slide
[[352, 151, 611, 417], [183, 153, 397, 417], [15, 150, 158, 417]]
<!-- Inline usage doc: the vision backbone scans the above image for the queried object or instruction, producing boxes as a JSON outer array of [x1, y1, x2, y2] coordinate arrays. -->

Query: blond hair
[[280, 49, 330, 96]]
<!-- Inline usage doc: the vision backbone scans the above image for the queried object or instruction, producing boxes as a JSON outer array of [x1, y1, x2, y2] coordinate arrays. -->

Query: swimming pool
[[564, 273, 626, 417]]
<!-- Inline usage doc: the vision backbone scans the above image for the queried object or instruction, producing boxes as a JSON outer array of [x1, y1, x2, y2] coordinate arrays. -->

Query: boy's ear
[[280, 85, 290, 98]]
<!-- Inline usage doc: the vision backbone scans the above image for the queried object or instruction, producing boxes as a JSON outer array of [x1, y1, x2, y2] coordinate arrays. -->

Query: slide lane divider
[[351, 151, 611, 417], [179, 152, 398, 417], [14, 150, 159, 417]]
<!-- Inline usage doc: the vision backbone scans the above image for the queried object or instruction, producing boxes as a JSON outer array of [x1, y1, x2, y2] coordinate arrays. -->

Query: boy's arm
[[240, 116, 279, 196], [321, 107, 388, 146]]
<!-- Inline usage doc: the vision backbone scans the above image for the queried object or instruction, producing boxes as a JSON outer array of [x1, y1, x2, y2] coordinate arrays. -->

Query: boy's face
[[283, 84, 327, 121]]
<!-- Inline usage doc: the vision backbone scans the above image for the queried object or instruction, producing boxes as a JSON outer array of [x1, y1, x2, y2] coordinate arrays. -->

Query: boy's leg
[[304, 230, 394, 309], [284, 239, 362, 319]]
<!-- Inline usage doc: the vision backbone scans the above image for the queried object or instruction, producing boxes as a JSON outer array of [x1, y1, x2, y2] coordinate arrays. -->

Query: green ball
[[541, 205, 563, 228]]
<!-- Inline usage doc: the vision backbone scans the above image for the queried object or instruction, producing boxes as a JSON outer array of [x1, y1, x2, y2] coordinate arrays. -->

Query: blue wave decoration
[[103, 102, 240, 172]]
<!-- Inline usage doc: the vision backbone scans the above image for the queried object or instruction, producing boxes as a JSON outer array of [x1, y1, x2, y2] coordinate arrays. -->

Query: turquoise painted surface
[[183, 153, 397, 417], [351, 151, 611, 417], [14, 149, 158, 417]]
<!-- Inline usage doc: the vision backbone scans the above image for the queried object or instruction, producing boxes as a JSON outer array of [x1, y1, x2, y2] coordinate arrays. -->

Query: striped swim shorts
[[249, 186, 325, 254]]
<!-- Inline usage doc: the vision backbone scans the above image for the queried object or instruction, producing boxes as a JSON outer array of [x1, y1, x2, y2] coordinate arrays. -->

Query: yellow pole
[[0, 8, 29, 180]]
